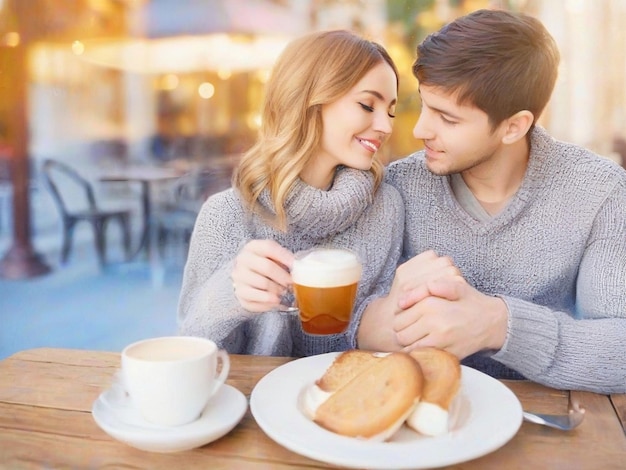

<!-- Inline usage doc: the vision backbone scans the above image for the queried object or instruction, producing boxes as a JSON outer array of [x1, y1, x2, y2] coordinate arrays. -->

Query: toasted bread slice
[[314, 352, 423, 439], [406, 348, 461, 436], [316, 350, 380, 392], [408, 348, 460, 408]]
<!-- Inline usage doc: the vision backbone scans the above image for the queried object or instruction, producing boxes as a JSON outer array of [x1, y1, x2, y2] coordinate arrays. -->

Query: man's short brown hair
[[413, 9, 560, 130]]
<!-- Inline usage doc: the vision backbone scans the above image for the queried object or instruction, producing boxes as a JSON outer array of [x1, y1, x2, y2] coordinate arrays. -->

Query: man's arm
[[492, 184, 626, 393]]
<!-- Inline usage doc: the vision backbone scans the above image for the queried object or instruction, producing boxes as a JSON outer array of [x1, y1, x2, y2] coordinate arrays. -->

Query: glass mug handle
[[278, 285, 299, 313], [209, 349, 230, 398]]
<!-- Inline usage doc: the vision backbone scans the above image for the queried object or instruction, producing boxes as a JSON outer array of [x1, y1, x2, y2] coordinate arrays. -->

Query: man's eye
[[441, 115, 457, 125], [359, 102, 374, 112]]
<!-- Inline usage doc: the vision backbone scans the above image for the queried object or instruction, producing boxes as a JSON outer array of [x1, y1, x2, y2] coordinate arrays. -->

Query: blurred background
[[1, 0, 625, 358]]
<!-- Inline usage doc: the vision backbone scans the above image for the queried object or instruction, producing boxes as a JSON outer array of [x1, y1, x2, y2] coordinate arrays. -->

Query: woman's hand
[[231, 240, 295, 312]]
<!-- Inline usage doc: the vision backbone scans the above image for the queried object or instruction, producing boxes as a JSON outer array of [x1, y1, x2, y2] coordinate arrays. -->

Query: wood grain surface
[[0, 348, 624, 469]]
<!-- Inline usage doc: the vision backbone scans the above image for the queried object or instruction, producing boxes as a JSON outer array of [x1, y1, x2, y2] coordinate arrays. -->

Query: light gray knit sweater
[[177, 168, 404, 357], [386, 126, 626, 393]]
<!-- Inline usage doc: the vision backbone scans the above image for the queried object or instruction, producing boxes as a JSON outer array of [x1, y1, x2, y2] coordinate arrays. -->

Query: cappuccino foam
[[126, 337, 215, 362], [292, 249, 362, 288]]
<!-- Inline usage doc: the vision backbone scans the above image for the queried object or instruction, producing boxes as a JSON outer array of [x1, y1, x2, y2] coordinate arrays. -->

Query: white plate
[[92, 384, 247, 453], [250, 352, 522, 469]]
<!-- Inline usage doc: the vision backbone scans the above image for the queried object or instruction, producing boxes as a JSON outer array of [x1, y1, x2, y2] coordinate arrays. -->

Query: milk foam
[[292, 249, 362, 287], [127, 337, 214, 361]]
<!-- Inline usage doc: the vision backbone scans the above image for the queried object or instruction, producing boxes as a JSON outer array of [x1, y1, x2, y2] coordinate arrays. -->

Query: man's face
[[413, 85, 507, 176]]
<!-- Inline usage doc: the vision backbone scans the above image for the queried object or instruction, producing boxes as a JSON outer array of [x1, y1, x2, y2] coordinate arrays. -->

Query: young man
[[357, 9, 626, 393]]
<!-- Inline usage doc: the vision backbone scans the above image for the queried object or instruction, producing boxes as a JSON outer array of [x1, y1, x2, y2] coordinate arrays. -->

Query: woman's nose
[[373, 112, 393, 136]]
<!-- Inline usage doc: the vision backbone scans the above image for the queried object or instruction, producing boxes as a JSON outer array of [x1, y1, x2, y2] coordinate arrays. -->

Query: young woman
[[177, 30, 404, 356]]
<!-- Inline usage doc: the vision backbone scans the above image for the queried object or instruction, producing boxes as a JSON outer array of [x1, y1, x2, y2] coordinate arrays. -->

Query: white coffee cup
[[120, 336, 230, 427]]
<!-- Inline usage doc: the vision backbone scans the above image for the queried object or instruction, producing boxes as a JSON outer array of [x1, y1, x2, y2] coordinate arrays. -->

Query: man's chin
[[425, 161, 453, 176]]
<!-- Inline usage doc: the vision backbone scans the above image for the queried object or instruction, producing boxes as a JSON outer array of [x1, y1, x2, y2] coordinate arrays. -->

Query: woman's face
[[300, 61, 397, 189]]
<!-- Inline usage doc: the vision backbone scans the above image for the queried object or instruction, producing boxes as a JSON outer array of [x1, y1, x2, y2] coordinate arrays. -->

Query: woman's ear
[[501, 110, 534, 144]]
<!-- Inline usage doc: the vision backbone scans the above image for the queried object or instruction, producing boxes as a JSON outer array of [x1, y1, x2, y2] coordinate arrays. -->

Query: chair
[[41, 159, 132, 267], [155, 167, 230, 260]]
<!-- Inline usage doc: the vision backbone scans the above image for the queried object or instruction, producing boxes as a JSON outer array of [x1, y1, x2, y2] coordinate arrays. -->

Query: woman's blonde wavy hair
[[233, 29, 399, 231]]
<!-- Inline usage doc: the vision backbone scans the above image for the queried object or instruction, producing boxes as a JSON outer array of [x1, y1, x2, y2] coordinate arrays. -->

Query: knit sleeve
[[176, 191, 253, 353], [493, 178, 626, 393], [345, 183, 405, 348]]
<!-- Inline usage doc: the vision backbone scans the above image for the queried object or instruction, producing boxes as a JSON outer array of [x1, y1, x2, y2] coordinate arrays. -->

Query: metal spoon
[[523, 401, 585, 431]]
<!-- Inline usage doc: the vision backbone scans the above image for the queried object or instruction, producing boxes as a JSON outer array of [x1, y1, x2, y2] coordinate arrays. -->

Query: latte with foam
[[291, 248, 362, 335]]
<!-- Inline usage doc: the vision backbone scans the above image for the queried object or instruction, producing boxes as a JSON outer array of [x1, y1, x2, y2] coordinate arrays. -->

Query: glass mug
[[290, 248, 362, 335]]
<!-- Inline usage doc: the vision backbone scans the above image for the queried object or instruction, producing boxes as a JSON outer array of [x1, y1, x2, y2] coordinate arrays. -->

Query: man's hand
[[357, 250, 462, 351], [393, 277, 509, 358], [391, 250, 461, 297]]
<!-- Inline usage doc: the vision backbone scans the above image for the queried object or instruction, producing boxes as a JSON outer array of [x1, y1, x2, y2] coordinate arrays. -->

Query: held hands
[[389, 250, 463, 300], [358, 250, 463, 351], [231, 240, 295, 312], [393, 277, 509, 359], [358, 250, 508, 358]]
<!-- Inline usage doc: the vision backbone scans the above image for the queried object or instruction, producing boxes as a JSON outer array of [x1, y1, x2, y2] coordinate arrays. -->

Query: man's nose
[[413, 113, 433, 140]]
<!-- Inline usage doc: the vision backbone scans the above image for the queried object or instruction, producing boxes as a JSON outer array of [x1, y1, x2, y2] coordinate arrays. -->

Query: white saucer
[[92, 384, 247, 453]]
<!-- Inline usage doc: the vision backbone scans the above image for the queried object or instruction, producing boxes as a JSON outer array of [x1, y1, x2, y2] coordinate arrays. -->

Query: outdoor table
[[0, 348, 624, 468], [99, 165, 183, 260]]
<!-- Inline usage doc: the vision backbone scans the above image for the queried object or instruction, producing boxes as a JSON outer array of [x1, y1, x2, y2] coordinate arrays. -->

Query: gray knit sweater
[[386, 126, 626, 393], [177, 168, 404, 357]]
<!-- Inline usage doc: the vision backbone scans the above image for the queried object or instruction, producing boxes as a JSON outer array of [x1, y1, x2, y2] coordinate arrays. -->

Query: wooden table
[[0, 348, 624, 469]]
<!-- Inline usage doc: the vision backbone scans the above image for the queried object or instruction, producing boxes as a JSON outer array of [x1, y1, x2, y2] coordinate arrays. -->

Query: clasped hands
[[360, 250, 509, 360]]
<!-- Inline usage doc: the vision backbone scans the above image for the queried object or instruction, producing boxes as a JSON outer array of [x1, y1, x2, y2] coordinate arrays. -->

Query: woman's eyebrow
[[361, 89, 397, 106]]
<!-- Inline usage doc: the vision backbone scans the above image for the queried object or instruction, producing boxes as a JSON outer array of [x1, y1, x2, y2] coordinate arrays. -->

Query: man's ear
[[501, 110, 534, 144]]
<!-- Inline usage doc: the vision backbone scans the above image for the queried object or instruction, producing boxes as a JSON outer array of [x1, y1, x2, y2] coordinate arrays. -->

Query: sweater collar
[[258, 167, 375, 238], [517, 126, 554, 200]]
